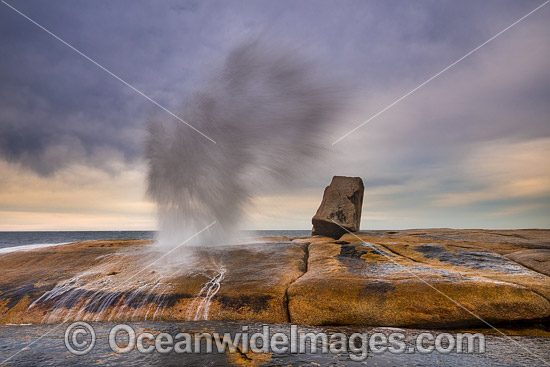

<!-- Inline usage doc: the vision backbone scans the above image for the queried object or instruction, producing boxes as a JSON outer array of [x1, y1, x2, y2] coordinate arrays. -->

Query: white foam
[[0, 242, 70, 255]]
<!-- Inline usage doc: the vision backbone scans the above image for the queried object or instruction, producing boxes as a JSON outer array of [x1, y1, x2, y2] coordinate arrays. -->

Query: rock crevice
[[284, 242, 310, 323]]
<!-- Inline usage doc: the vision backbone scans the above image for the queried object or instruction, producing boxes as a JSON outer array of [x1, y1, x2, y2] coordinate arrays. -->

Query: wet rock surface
[[2, 321, 548, 367], [0, 229, 549, 332], [506, 249, 550, 276]]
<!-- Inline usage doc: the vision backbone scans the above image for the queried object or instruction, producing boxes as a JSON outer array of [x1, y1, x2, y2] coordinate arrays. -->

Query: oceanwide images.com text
[[65, 322, 486, 361]]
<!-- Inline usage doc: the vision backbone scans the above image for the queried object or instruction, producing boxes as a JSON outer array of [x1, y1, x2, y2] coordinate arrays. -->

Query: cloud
[[0, 0, 548, 229], [0, 159, 155, 230], [1, 0, 546, 174], [432, 138, 550, 207]]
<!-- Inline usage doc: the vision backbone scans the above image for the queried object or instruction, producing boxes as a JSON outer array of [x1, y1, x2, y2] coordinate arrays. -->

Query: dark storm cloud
[[0, 0, 212, 174], [0, 0, 548, 177]]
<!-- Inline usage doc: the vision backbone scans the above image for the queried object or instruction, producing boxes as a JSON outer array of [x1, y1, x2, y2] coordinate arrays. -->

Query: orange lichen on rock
[[0, 229, 548, 331]]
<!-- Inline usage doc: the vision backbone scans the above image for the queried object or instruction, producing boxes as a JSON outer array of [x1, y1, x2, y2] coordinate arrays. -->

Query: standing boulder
[[312, 176, 364, 238]]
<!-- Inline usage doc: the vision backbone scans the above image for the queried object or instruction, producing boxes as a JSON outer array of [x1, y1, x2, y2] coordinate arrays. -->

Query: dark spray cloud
[[146, 36, 349, 249]]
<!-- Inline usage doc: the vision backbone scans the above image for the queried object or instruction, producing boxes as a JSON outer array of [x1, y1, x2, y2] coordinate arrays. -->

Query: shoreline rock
[[0, 229, 548, 333], [312, 176, 364, 238]]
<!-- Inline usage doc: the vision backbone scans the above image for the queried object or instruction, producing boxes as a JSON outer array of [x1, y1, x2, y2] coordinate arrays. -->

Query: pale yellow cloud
[[244, 192, 321, 229], [433, 138, 550, 207], [0, 159, 156, 230]]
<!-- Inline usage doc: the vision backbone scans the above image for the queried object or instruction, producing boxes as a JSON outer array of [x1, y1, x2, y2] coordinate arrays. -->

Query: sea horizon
[[0, 230, 313, 252]]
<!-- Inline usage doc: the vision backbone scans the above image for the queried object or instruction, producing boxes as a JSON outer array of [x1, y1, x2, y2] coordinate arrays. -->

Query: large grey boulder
[[312, 176, 364, 238]]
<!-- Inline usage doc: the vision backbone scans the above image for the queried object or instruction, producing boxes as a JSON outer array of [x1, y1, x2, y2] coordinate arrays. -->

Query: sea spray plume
[[146, 37, 347, 250]]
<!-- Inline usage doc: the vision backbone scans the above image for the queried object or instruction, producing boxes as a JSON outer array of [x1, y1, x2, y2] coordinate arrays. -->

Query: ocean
[[0, 230, 311, 253]]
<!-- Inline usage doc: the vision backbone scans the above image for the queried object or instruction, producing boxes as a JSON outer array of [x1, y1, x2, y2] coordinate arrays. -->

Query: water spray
[[146, 37, 348, 251]]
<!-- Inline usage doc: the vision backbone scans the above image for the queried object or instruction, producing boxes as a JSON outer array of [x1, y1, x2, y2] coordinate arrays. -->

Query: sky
[[0, 0, 548, 231]]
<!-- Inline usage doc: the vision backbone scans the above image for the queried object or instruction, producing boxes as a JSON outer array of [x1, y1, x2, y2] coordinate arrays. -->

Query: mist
[[145, 37, 349, 250]]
